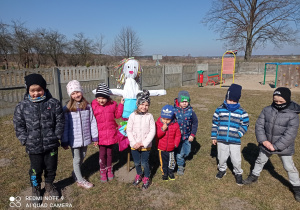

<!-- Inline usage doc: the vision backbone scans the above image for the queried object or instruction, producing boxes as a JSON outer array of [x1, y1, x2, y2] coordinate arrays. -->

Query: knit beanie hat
[[273, 87, 291, 104], [226, 84, 242, 102], [95, 83, 110, 99], [136, 90, 150, 106], [160, 104, 174, 119], [24, 73, 47, 93], [178, 90, 190, 102], [66, 80, 83, 97]]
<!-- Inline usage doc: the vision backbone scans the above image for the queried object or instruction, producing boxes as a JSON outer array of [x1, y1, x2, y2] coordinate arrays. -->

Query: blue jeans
[[176, 140, 191, 167], [131, 150, 150, 178]]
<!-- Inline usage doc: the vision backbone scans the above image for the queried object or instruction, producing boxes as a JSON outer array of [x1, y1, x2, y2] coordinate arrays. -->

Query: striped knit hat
[[136, 90, 150, 106], [95, 83, 110, 99]]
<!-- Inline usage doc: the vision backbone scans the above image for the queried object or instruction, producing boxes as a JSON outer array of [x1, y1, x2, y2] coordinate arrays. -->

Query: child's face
[[273, 95, 286, 104], [161, 117, 171, 124], [179, 101, 189, 109], [226, 99, 238, 104], [138, 101, 149, 113], [97, 97, 108, 106], [28, 85, 45, 98], [71, 91, 83, 102]]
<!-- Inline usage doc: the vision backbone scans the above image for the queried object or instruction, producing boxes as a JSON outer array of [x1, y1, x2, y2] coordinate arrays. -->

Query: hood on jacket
[[286, 101, 300, 114]]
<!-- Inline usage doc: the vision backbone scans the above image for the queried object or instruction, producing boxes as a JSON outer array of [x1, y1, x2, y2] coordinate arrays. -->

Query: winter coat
[[91, 99, 123, 145], [13, 91, 64, 154], [127, 112, 156, 149], [174, 98, 198, 141], [256, 101, 300, 155], [61, 104, 98, 148], [211, 102, 249, 144], [155, 116, 181, 151]]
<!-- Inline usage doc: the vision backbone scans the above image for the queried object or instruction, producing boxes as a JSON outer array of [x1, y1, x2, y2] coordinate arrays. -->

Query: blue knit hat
[[226, 84, 242, 102], [178, 90, 190, 102], [161, 105, 174, 119]]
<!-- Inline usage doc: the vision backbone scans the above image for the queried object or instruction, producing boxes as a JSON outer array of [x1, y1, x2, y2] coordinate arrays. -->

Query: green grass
[[1, 86, 300, 209]]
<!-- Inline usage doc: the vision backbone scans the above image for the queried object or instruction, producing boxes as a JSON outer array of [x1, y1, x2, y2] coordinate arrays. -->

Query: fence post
[[52, 67, 62, 103]]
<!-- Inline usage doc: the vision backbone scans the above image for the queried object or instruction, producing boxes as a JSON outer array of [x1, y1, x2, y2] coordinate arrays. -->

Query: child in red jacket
[[156, 105, 181, 181]]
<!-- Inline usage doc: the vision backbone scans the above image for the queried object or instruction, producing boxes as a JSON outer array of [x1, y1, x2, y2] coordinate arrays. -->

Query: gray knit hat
[[178, 90, 190, 102], [136, 90, 150, 106]]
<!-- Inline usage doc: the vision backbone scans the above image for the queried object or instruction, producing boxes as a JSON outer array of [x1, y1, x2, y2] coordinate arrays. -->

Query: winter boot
[[142, 177, 151, 190], [31, 185, 42, 204], [177, 166, 185, 176], [215, 170, 226, 179], [107, 166, 114, 181], [243, 173, 258, 185], [100, 169, 107, 183], [235, 174, 244, 186], [45, 182, 59, 197], [293, 186, 300, 202]]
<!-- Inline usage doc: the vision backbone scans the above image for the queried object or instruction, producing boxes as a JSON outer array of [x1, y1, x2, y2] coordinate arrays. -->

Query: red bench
[[206, 73, 225, 86]]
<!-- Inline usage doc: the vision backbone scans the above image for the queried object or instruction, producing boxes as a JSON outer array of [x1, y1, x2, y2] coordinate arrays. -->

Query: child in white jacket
[[127, 90, 156, 190]]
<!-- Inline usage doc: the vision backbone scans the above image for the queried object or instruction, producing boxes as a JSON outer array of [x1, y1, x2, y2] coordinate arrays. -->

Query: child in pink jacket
[[91, 83, 124, 182], [127, 90, 156, 190]]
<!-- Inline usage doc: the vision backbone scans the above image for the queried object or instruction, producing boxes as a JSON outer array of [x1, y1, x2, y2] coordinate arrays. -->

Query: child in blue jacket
[[174, 90, 198, 175], [211, 84, 249, 185]]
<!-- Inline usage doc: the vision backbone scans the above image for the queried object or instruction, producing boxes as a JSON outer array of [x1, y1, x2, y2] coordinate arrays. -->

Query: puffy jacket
[[127, 112, 156, 149], [155, 116, 181, 151], [61, 104, 98, 148], [211, 102, 249, 144], [174, 98, 198, 140], [256, 101, 300, 155], [13, 91, 64, 154], [91, 99, 123, 145]]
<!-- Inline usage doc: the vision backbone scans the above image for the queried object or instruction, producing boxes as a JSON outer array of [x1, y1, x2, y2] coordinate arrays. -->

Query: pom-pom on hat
[[136, 90, 150, 106], [95, 83, 110, 99], [226, 84, 242, 102], [66, 80, 83, 97], [160, 104, 174, 119], [178, 91, 190, 102], [273, 87, 291, 105]]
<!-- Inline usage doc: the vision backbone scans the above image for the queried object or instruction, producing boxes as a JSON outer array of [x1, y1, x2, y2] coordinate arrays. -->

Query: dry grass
[[1, 86, 300, 209]]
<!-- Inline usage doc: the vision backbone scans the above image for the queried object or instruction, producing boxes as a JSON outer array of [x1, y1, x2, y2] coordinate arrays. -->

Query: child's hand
[[212, 140, 217, 145], [134, 143, 141, 149], [263, 141, 275, 151], [120, 98, 125, 104], [162, 123, 168, 131], [93, 142, 98, 147], [188, 136, 194, 142]]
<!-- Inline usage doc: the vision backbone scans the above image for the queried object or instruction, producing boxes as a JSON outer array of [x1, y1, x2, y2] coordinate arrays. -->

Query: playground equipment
[[263, 62, 300, 88], [197, 70, 204, 87], [220, 50, 237, 87]]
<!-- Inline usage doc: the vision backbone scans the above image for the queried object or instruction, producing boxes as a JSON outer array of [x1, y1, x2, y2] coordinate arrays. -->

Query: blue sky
[[1, 0, 299, 57]]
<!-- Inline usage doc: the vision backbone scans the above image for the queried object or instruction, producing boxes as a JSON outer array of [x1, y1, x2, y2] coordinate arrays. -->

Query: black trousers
[[28, 148, 58, 186], [159, 150, 176, 176]]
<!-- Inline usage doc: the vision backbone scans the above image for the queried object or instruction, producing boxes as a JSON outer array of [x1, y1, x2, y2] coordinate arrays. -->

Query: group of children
[[13, 73, 300, 203]]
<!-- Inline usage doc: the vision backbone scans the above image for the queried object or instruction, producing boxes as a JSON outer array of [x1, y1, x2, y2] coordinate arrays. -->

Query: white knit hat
[[95, 83, 110, 99], [66, 80, 83, 97]]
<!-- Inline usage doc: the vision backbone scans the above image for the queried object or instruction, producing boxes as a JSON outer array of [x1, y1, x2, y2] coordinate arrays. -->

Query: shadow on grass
[[242, 143, 291, 189], [186, 138, 201, 161]]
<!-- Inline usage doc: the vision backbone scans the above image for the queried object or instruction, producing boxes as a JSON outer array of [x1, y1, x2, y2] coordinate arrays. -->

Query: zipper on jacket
[[270, 110, 279, 143], [38, 103, 43, 150], [78, 105, 84, 147], [166, 124, 169, 151], [227, 111, 231, 142]]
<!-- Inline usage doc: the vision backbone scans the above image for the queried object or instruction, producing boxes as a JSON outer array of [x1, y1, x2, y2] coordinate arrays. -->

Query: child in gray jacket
[[244, 87, 300, 202]]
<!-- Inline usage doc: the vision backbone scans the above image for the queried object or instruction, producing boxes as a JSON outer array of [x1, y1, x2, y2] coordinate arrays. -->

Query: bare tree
[[112, 27, 142, 57], [71, 32, 94, 66], [94, 34, 106, 55], [0, 22, 13, 69], [203, 0, 300, 61]]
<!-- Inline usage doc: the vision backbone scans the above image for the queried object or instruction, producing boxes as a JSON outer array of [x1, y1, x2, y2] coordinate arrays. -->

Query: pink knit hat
[[66, 80, 83, 97]]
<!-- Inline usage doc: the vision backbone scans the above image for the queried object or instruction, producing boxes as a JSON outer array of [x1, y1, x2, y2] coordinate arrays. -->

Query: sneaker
[[235, 174, 243, 186], [133, 174, 143, 186], [243, 174, 258, 185], [177, 166, 184, 176], [162, 174, 168, 181], [45, 183, 59, 197], [77, 179, 93, 189], [168, 172, 175, 181], [215, 170, 226, 179], [142, 177, 151, 190]]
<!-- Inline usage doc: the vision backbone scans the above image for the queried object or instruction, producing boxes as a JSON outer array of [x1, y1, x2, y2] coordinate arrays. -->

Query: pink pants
[[99, 145, 113, 170]]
